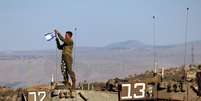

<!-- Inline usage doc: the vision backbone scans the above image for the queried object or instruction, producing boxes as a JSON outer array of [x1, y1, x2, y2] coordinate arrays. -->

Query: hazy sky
[[0, 0, 201, 51]]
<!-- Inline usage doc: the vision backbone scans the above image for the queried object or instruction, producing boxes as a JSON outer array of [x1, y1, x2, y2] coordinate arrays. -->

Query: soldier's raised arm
[[54, 29, 65, 42]]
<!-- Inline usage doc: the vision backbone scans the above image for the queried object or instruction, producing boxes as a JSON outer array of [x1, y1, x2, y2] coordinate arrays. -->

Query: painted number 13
[[121, 83, 146, 99]]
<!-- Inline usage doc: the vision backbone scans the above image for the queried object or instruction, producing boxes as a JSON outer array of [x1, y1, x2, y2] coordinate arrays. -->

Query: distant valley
[[0, 40, 201, 88]]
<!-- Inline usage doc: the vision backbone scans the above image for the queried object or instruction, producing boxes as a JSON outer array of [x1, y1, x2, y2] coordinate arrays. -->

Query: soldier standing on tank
[[54, 29, 76, 97]]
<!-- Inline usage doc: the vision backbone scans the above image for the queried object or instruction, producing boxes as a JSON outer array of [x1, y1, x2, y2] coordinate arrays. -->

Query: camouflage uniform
[[55, 32, 76, 91]]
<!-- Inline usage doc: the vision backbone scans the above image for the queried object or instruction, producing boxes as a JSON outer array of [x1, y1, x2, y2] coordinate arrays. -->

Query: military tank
[[106, 65, 201, 101]]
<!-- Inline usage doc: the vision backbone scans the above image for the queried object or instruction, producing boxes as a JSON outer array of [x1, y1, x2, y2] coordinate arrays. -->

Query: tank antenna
[[184, 8, 189, 67], [153, 16, 158, 74]]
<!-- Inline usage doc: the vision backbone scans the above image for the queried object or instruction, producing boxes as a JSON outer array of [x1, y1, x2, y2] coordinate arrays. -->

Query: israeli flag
[[44, 32, 55, 41]]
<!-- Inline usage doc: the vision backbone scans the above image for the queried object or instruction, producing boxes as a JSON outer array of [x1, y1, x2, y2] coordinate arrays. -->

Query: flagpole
[[55, 31, 58, 82]]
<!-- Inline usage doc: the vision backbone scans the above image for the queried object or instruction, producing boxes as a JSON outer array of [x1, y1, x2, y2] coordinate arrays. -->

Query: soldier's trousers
[[62, 55, 76, 90]]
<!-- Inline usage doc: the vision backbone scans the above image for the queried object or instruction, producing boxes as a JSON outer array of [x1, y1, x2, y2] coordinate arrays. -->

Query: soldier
[[54, 29, 76, 97]]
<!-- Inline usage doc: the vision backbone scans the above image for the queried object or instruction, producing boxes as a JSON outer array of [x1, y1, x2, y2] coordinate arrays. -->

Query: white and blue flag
[[44, 32, 55, 41]]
